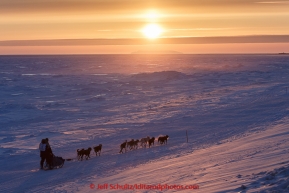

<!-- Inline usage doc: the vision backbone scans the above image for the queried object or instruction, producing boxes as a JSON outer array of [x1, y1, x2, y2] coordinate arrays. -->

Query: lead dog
[[158, 135, 169, 145]]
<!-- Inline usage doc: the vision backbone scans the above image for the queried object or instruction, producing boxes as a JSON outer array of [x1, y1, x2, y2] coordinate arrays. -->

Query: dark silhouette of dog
[[83, 147, 92, 160], [77, 148, 84, 160], [127, 139, 135, 150], [133, 139, 140, 149], [119, 140, 127, 153], [158, 135, 169, 145], [93, 144, 102, 156], [148, 137, 155, 148], [140, 136, 150, 148], [77, 147, 92, 160]]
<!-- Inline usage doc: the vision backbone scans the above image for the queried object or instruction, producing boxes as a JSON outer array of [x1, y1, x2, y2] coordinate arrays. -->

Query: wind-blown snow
[[1, 54, 289, 193]]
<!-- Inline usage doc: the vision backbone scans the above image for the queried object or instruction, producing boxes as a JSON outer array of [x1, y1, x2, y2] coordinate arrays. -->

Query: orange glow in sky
[[0, 0, 289, 54]]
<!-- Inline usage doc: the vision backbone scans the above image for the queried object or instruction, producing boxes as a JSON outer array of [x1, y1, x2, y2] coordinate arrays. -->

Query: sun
[[142, 23, 163, 39]]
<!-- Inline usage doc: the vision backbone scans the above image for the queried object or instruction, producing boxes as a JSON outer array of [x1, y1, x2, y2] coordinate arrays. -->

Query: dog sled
[[43, 155, 65, 170]]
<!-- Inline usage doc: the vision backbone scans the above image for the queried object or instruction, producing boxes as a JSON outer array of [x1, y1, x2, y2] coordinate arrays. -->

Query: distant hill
[[131, 50, 183, 54]]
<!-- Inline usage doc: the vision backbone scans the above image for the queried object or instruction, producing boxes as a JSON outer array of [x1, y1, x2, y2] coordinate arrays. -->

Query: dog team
[[77, 135, 169, 160]]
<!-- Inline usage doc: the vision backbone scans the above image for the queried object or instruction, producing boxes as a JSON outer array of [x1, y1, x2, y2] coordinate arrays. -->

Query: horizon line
[[1, 35, 289, 46]]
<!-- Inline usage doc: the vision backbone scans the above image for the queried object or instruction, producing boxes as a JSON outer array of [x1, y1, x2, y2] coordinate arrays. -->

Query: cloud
[[0, 0, 287, 14], [256, 1, 289, 3], [1, 35, 289, 46], [169, 28, 235, 31]]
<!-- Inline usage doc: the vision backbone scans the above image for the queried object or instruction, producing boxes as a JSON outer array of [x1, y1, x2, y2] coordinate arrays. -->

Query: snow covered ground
[[1, 54, 289, 193], [80, 117, 289, 193]]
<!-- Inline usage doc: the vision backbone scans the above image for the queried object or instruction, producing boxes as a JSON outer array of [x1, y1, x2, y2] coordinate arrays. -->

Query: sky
[[0, 0, 289, 54]]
